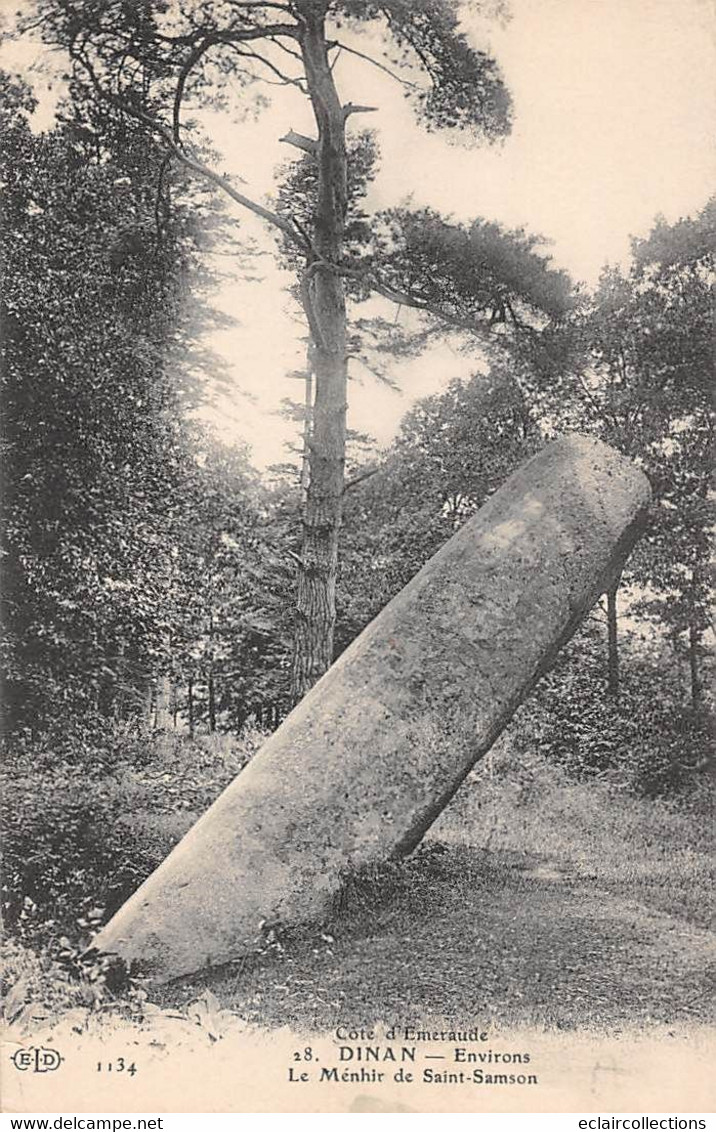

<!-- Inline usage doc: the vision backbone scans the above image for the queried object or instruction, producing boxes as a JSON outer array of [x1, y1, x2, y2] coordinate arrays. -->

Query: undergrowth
[[1, 724, 713, 1035], [434, 737, 714, 927]]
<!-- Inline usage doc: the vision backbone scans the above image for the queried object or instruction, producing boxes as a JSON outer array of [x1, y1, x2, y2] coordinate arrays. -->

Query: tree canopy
[[22, 0, 575, 701], [2, 10, 710, 801]]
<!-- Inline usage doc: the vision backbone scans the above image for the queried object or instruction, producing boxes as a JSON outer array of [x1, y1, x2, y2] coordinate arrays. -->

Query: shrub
[[1, 725, 265, 950], [520, 627, 713, 799], [1, 937, 97, 1026]]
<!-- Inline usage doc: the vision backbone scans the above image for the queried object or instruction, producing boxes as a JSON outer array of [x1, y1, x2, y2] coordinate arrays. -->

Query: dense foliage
[[1, 73, 295, 737], [1, 728, 264, 947], [0, 16, 712, 998], [530, 198, 715, 709], [23, 0, 580, 703], [1, 70, 209, 730]]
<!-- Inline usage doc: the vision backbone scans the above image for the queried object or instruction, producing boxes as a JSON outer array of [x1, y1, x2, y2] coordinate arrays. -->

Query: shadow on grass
[[160, 839, 715, 1034]]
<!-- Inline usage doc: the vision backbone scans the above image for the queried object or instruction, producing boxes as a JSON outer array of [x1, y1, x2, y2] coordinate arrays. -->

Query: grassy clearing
[[160, 748, 714, 1034], [2, 740, 713, 1039], [435, 744, 714, 928]]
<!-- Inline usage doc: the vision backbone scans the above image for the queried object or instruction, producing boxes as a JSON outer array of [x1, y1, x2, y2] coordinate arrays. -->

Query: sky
[[5, 0, 715, 471]]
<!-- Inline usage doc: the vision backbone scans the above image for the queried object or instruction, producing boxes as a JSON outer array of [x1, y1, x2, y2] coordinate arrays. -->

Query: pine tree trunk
[[188, 678, 194, 737], [301, 357, 313, 494], [606, 582, 619, 697], [139, 680, 153, 733], [113, 638, 126, 721], [208, 669, 216, 734], [207, 612, 217, 732], [154, 675, 172, 730], [688, 622, 702, 708], [688, 567, 704, 709], [290, 9, 349, 704]]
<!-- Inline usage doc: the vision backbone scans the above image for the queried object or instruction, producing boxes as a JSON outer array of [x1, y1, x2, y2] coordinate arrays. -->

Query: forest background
[[0, 0, 713, 1026]]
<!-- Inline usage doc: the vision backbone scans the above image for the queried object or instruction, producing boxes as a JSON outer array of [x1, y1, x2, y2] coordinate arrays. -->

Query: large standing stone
[[92, 435, 650, 982]]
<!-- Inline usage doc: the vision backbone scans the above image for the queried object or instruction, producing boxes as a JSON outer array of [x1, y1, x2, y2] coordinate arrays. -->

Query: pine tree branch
[[290, 215, 315, 249], [171, 139, 307, 245], [271, 37, 305, 63], [72, 44, 309, 251], [174, 38, 218, 142], [342, 102, 379, 119], [226, 1, 297, 12], [368, 275, 496, 338], [293, 250, 505, 340], [279, 128, 318, 154], [233, 46, 309, 91], [327, 39, 417, 89], [343, 467, 380, 493], [155, 22, 299, 47]]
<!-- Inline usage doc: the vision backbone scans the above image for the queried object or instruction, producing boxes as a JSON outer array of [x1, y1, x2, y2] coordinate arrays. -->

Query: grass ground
[[159, 751, 715, 1033], [4, 739, 713, 1114]]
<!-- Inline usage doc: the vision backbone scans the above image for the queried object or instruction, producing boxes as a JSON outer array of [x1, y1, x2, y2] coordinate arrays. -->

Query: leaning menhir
[[92, 434, 651, 982]]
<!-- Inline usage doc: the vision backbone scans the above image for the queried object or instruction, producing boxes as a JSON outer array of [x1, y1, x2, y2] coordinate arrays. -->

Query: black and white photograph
[[1, 0, 714, 1116]]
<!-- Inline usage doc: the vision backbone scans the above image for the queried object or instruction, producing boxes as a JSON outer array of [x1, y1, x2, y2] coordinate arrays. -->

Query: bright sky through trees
[[5, 0, 714, 469]]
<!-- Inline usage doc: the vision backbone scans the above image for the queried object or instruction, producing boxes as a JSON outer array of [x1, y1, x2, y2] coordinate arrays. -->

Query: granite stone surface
[[91, 435, 651, 983]]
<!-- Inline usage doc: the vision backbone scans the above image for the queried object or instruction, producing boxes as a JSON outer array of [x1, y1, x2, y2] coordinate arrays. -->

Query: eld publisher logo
[[11, 1047, 63, 1073]]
